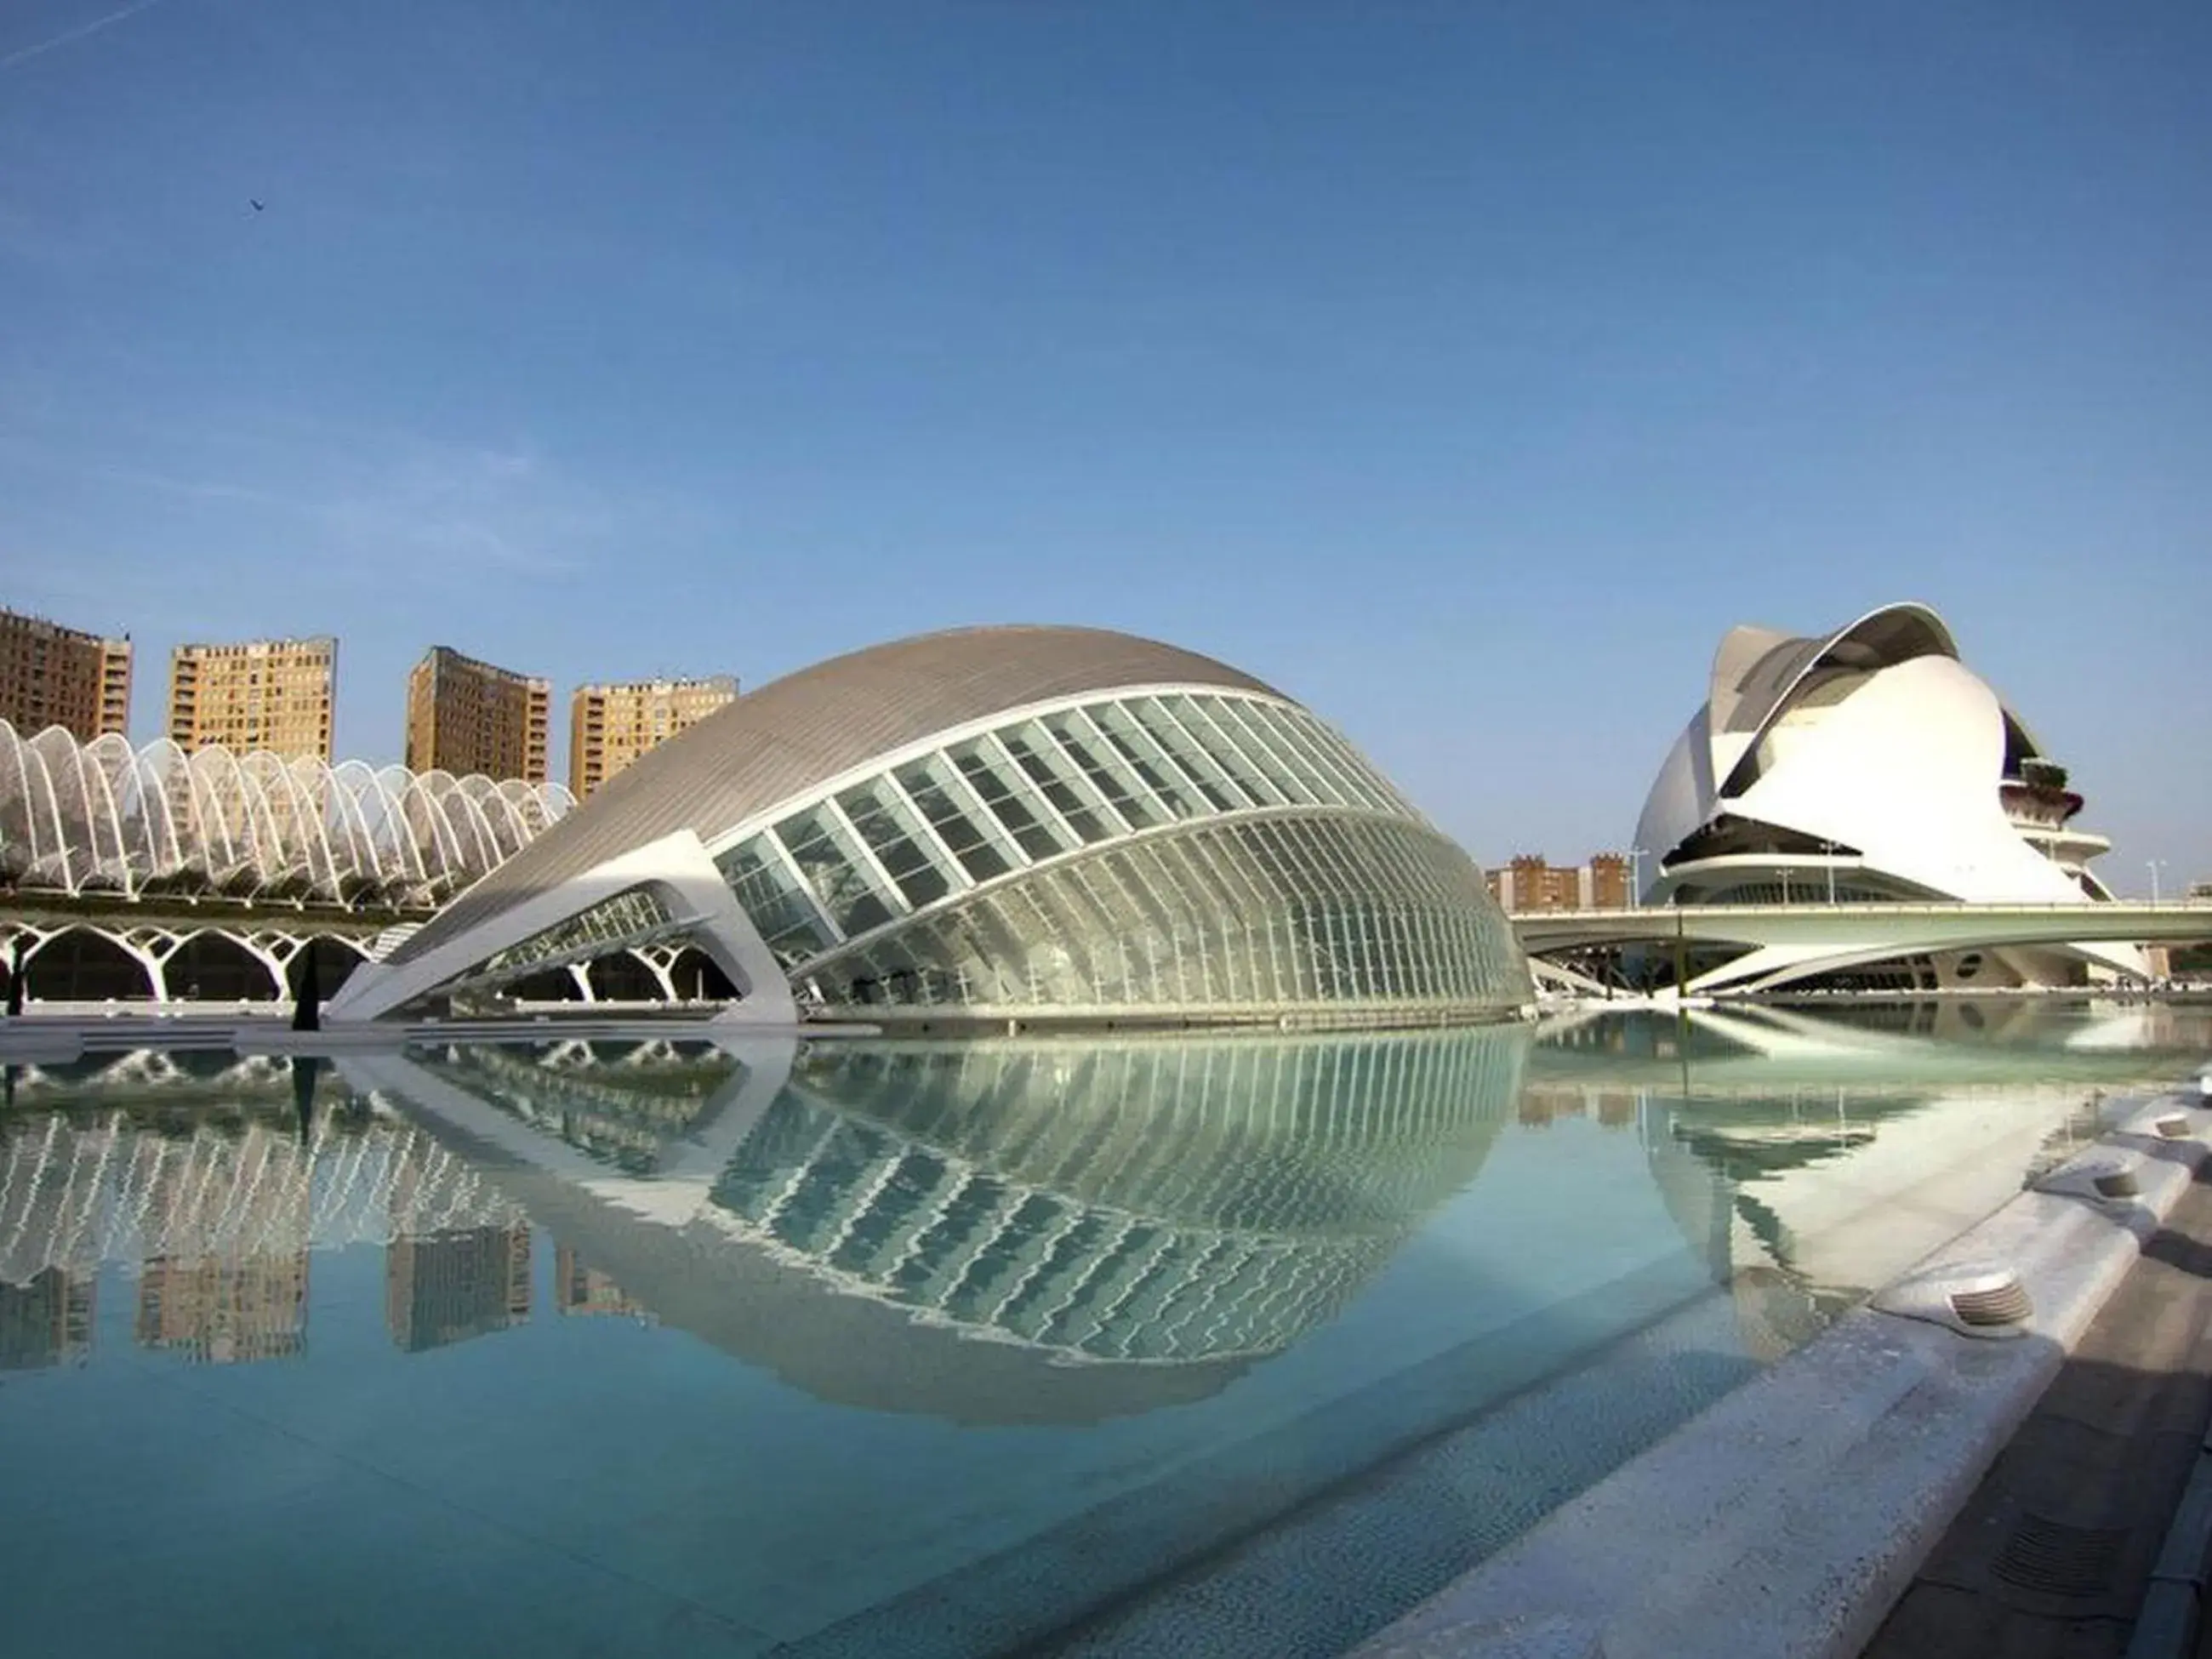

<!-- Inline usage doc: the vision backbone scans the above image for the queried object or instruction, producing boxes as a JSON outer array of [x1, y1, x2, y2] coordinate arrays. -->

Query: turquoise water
[[1, 1000, 2205, 1657]]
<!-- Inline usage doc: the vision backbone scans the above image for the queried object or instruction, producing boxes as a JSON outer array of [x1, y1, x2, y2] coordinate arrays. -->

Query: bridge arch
[[161, 930, 282, 1001], [20, 927, 159, 1002], [666, 945, 738, 1001], [584, 951, 670, 1003], [283, 936, 372, 1000]]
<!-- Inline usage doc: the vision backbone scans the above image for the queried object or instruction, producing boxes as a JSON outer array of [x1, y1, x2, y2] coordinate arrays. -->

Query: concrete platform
[[1862, 1165, 2212, 1659]]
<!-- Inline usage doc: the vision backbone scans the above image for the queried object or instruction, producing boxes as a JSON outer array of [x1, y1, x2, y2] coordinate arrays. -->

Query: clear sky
[[2, 1, 2206, 889]]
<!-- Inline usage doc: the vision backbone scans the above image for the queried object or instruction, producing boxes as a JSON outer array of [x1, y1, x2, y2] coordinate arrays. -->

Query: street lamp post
[[2148, 859, 2167, 905], [1628, 847, 1647, 909]]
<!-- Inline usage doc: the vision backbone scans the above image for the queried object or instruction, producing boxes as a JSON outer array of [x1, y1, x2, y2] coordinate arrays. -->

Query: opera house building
[[330, 627, 1532, 1027], [1633, 601, 2143, 991]]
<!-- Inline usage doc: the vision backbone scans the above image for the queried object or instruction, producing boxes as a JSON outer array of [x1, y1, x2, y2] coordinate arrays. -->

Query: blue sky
[[2, 1, 2205, 887]]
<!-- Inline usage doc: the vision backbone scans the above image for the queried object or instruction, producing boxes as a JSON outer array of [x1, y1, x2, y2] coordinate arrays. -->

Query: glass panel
[[1168, 696, 1286, 806], [1218, 699, 1336, 806], [773, 803, 899, 937], [893, 755, 1017, 883], [1044, 710, 1166, 829], [793, 811, 1525, 1018], [1088, 701, 1210, 818], [715, 835, 838, 963], [836, 778, 955, 909], [948, 739, 1073, 863], [1127, 698, 1246, 812], [996, 722, 1119, 844], [1287, 710, 1401, 812]]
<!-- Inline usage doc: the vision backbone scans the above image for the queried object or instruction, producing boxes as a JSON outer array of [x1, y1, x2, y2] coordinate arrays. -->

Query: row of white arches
[[0, 920, 736, 1007], [0, 721, 573, 906]]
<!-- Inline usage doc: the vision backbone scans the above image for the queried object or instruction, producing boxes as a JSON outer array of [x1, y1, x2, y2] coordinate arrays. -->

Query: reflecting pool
[[1, 999, 2207, 1657]]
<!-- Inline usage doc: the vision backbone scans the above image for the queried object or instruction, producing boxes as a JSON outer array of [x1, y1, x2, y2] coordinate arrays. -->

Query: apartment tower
[[168, 637, 337, 760], [404, 646, 550, 783], [0, 606, 132, 741], [1486, 852, 1633, 913], [568, 675, 738, 799]]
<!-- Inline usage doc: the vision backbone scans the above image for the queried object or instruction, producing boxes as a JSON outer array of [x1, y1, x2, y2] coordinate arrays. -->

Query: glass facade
[[710, 689, 1527, 1023]]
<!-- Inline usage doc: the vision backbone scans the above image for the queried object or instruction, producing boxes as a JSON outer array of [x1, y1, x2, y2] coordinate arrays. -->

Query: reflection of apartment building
[[168, 636, 337, 760], [0, 1267, 96, 1371], [555, 1245, 651, 1320], [405, 646, 550, 783], [135, 1250, 310, 1364], [568, 676, 737, 799], [131, 1128, 312, 1365], [1516, 1086, 1641, 1131], [1486, 852, 1632, 913], [0, 606, 132, 741], [385, 1225, 533, 1353]]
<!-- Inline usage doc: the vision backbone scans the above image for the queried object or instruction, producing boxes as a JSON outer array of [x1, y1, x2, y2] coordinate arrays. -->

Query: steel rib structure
[[0, 719, 573, 907]]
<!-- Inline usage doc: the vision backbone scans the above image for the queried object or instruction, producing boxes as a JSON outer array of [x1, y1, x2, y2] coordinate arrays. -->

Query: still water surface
[[1, 1000, 2206, 1657]]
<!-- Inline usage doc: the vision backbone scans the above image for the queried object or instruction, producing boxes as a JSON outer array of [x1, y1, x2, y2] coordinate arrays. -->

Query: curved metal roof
[[1710, 602, 1958, 738], [391, 625, 1282, 966]]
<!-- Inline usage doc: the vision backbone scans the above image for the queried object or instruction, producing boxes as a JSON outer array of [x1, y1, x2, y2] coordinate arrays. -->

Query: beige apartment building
[[168, 636, 337, 760], [1485, 852, 1633, 913], [0, 606, 133, 741], [404, 646, 550, 783], [569, 675, 738, 799]]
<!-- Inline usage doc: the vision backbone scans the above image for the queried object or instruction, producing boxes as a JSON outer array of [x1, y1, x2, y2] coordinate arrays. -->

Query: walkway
[[1863, 1162, 2212, 1658]]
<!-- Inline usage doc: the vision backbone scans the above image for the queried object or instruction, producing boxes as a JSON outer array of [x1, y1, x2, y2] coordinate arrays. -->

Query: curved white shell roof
[[1630, 601, 2135, 979]]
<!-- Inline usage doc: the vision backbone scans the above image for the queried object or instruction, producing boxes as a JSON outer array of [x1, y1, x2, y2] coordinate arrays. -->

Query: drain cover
[[1992, 1513, 2127, 1599]]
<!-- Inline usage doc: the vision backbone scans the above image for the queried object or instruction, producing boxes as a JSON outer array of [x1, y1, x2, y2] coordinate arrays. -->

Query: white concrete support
[[326, 828, 796, 1025]]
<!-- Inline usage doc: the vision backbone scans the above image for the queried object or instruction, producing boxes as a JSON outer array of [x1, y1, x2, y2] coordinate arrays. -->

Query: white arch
[[0, 720, 39, 881], [0, 730, 570, 909], [20, 727, 75, 889]]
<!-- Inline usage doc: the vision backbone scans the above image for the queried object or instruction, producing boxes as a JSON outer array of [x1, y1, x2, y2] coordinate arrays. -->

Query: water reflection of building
[[0, 1268, 94, 1370], [385, 1226, 533, 1354], [131, 1122, 313, 1365], [362, 1027, 1530, 1423], [136, 1252, 309, 1365], [1533, 1001, 2212, 1356], [555, 1246, 648, 1320], [0, 1066, 533, 1370]]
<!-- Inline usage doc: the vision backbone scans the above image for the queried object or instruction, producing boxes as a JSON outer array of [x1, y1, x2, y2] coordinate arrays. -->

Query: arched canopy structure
[[0, 721, 572, 908]]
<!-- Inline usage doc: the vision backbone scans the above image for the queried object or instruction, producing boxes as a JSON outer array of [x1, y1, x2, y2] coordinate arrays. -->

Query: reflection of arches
[[23, 929, 157, 1001], [506, 966, 585, 1002], [284, 938, 368, 999], [668, 947, 738, 1002], [164, 932, 281, 1001], [584, 953, 665, 1002]]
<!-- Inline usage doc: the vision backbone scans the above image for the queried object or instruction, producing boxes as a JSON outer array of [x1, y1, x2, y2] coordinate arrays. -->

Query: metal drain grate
[[1951, 1280, 2033, 1327], [1992, 1513, 2127, 1598]]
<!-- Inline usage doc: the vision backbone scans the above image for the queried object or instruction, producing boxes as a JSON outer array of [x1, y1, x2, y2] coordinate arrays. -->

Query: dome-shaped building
[[1633, 601, 2141, 991], [330, 625, 1531, 1026]]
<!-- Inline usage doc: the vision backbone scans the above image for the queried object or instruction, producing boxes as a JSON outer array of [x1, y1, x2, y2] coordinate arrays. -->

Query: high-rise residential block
[[1486, 852, 1633, 912], [0, 606, 132, 741], [568, 675, 738, 799], [168, 636, 337, 760], [404, 646, 550, 783]]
